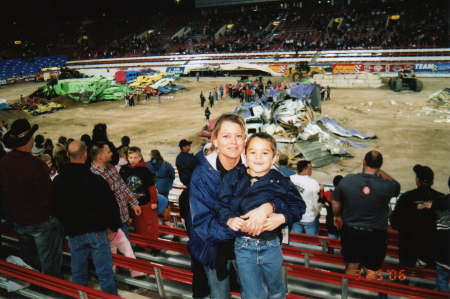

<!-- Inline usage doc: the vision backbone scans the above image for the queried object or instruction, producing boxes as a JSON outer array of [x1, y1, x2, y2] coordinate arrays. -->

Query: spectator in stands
[[277, 154, 295, 177], [419, 177, 450, 293], [188, 113, 278, 299], [215, 132, 304, 299], [332, 151, 400, 286], [290, 160, 323, 236], [390, 165, 443, 268], [119, 147, 160, 255], [32, 134, 45, 156], [80, 134, 92, 165], [319, 175, 343, 254], [147, 149, 175, 227], [39, 154, 57, 180], [52, 141, 121, 295], [43, 138, 54, 157], [0, 119, 63, 278], [174, 139, 207, 298], [53, 147, 70, 173], [57, 136, 67, 145], [90, 142, 141, 239], [176, 139, 198, 221], [117, 136, 130, 154], [116, 146, 129, 172], [91, 123, 119, 165]]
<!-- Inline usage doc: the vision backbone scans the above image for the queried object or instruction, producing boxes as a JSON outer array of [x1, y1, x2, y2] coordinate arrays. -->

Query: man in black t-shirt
[[391, 165, 443, 269]]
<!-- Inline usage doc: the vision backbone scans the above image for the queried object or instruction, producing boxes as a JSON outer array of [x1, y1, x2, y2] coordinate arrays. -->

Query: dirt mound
[[52, 94, 85, 108], [0, 109, 32, 123]]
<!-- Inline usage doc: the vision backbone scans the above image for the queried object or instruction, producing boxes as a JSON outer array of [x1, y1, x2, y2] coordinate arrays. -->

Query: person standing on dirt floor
[[136, 89, 141, 102], [326, 86, 331, 101], [128, 93, 135, 107], [145, 87, 152, 100], [209, 92, 214, 108], [219, 85, 224, 99], [213, 88, 218, 102], [205, 107, 211, 120], [199, 92, 205, 107], [157, 92, 162, 104], [320, 86, 326, 101], [196, 72, 200, 82]]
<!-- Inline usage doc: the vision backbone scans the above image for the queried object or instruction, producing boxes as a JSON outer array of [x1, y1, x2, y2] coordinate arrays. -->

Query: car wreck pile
[[233, 84, 376, 167], [427, 88, 450, 123]]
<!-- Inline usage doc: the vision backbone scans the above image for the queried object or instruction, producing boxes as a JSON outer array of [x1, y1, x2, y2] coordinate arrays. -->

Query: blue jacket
[[147, 160, 175, 194], [215, 164, 305, 239], [187, 145, 285, 268]]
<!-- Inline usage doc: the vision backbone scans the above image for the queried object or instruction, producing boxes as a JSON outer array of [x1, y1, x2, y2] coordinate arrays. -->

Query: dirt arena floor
[[0, 77, 449, 193]]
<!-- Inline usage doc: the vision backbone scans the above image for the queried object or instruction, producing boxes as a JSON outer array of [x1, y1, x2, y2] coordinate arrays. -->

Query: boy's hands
[[227, 217, 246, 231]]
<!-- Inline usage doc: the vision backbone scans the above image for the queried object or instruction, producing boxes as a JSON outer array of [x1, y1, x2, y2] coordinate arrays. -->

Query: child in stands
[[119, 147, 160, 256], [215, 132, 305, 299]]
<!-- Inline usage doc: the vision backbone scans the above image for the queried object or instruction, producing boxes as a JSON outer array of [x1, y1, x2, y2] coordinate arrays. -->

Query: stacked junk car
[[231, 83, 376, 167]]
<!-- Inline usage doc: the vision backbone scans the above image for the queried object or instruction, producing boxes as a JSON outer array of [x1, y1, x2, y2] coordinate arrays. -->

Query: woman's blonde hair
[[53, 143, 65, 156], [205, 113, 246, 155], [119, 146, 129, 158]]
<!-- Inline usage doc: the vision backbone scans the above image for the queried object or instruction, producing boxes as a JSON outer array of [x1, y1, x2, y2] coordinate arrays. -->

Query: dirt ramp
[[52, 94, 84, 108]]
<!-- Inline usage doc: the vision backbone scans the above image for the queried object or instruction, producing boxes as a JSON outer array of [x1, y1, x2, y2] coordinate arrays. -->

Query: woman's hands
[[240, 203, 275, 236]]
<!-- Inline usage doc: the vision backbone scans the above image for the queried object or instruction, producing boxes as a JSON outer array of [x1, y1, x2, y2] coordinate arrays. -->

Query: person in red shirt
[[120, 147, 160, 255]]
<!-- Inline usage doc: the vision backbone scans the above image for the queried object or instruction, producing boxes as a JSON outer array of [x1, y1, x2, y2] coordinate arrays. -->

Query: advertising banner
[[268, 64, 288, 74], [332, 64, 364, 73], [0, 79, 6, 86], [414, 63, 450, 73], [364, 63, 414, 73], [166, 67, 185, 75]]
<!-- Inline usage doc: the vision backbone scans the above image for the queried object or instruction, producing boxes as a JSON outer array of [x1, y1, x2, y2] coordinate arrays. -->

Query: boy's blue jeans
[[235, 236, 286, 299]]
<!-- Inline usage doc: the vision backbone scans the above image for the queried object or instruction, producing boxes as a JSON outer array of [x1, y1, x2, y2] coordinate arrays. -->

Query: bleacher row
[[0, 219, 447, 299], [1, 2, 446, 62], [0, 179, 448, 299], [0, 55, 68, 79]]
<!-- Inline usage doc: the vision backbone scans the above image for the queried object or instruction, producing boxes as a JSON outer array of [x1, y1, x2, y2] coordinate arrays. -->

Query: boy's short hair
[[127, 146, 142, 156], [297, 160, 311, 173], [245, 132, 277, 153]]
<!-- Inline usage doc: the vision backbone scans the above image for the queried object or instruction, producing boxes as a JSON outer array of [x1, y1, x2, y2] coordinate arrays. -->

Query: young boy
[[119, 147, 160, 255], [215, 132, 305, 299]]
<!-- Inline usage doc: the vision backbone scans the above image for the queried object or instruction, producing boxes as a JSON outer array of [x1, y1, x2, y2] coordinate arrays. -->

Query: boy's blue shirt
[[215, 163, 306, 239]]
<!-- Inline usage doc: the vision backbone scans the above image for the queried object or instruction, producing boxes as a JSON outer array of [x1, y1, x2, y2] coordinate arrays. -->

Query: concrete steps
[[312, 73, 383, 88]]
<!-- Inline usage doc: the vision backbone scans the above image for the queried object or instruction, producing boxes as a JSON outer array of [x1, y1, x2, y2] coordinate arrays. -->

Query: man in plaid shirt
[[90, 142, 141, 238]]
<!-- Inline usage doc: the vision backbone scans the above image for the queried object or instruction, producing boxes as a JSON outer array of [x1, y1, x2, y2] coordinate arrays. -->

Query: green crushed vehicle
[[44, 77, 132, 103]]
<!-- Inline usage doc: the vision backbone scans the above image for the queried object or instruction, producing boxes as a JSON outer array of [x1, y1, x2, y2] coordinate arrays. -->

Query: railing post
[[303, 253, 310, 267], [320, 239, 328, 253], [77, 290, 88, 299], [154, 267, 166, 299], [172, 216, 179, 228], [282, 266, 288, 293], [341, 277, 348, 299]]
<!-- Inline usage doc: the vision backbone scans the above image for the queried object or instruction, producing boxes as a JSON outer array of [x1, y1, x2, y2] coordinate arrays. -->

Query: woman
[[188, 113, 279, 299], [147, 149, 175, 226]]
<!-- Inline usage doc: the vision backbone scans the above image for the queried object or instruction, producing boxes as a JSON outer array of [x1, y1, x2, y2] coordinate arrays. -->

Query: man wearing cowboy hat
[[0, 119, 63, 278]]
